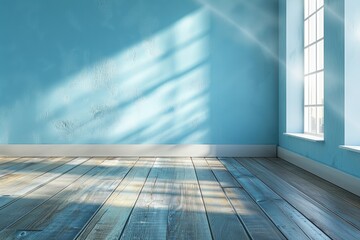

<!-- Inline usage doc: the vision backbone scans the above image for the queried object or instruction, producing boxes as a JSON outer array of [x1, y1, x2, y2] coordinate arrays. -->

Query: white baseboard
[[0, 144, 276, 158], [277, 146, 360, 196]]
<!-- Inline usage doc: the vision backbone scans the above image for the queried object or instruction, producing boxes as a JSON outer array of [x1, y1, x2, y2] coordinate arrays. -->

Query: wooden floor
[[0, 157, 359, 240]]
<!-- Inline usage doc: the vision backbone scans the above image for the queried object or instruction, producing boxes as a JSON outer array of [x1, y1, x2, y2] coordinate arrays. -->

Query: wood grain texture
[[205, 158, 240, 188], [256, 157, 360, 230], [76, 157, 156, 240], [272, 157, 360, 209], [0, 158, 21, 166], [224, 187, 286, 240], [0, 158, 73, 196], [193, 157, 250, 240], [0, 158, 137, 240], [219, 157, 329, 240], [120, 157, 212, 240], [0, 158, 47, 178], [238, 157, 360, 240], [0, 157, 87, 208], [0, 157, 358, 240], [0, 157, 99, 231]]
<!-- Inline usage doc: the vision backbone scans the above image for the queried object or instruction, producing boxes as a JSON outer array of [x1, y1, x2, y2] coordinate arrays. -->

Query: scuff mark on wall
[[54, 120, 76, 139], [91, 104, 111, 119]]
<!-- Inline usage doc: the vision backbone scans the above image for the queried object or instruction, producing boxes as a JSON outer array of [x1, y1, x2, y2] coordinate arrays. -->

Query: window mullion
[[304, 0, 324, 136]]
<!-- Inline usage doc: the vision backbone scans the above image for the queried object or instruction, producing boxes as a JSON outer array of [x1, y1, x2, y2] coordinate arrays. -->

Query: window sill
[[284, 133, 324, 142], [339, 145, 360, 154]]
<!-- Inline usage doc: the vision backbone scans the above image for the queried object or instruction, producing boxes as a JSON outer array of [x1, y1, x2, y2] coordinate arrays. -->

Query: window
[[304, 0, 324, 136]]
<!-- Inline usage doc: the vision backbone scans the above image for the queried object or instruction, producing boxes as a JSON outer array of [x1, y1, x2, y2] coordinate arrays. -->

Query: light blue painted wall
[[279, 0, 360, 178], [0, 0, 278, 144]]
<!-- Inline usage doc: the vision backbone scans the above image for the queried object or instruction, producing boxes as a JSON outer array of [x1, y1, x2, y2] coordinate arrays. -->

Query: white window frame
[[304, 0, 324, 136]]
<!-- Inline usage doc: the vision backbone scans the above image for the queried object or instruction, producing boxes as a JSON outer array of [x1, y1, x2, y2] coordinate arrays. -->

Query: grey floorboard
[[0, 157, 358, 240]]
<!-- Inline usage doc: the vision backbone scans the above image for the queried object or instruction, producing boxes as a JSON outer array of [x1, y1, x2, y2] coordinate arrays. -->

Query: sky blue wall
[[279, 0, 360, 178], [0, 0, 278, 144]]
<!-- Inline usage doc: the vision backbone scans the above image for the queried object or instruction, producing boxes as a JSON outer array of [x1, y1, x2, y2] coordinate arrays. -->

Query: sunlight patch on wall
[[37, 9, 210, 143]]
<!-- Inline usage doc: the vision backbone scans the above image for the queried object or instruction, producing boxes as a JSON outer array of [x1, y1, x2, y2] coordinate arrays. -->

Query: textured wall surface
[[278, 0, 360, 178], [0, 0, 278, 144]]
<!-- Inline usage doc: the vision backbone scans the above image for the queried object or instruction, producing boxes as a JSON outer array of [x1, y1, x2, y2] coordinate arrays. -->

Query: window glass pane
[[304, 19, 309, 46], [317, 8, 324, 40], [309, 0, 316, 16], [304, 107, 309, 133], [309, 74, 317, 105], [309, 107, 317, 133], [304, 76, 309, 105], [317, 0, 324, 9], [305, 0, 309, 18], [304, 47, 309, 74], [309, 14, 316, 44], [304, 0, 324, 136], [317, 40, 324, 70], [317, 106, 324, 134], [309, 44, 316, 73], [317, 71, 324, 104]]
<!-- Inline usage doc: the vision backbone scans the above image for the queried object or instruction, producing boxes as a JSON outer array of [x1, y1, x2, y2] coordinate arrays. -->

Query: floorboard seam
[[117, 158, 156, 240], [74, 157, 140, 240], [191, 157, 215, 240], [235, 157, 332, 240]]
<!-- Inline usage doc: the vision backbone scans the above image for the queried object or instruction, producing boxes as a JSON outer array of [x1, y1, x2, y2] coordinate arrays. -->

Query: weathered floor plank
[[219, 157, 329, 240], [0, 157, 99, 231], [0, 158, 73, 196], [0, 157, 88, 208], [0, 158, 21, 166], [224, 187, 286, 240], [205, 158, 241, 188], [238, 157, 360, 240], [271, 157, 360, 209], [0, 158, 137, 240], [255, 157, 360, 231], [120, 157, 212, 240], [193, 157, 250, 240], [76, 157, 156, 240], [0, 157, 358, 240], [0, 158, 47, 178]]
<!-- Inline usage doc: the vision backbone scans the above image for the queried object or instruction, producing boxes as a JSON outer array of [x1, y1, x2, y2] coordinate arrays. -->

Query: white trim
[[284, 133, 324, 142], [278, 147, 360, 197], [0, 144, 276, 158], [340, 145, 360, 154]]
